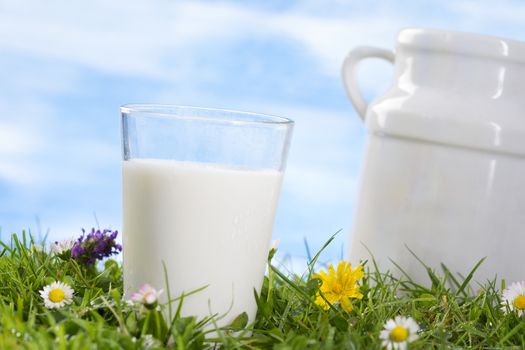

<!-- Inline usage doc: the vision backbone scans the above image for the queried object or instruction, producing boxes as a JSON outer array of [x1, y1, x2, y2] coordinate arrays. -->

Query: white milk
[[122, 159, 283, 326]]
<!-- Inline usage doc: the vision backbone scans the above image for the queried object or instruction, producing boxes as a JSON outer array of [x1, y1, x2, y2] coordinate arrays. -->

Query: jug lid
[[363, 28, 525, 157], [398, 28, 525, 63]]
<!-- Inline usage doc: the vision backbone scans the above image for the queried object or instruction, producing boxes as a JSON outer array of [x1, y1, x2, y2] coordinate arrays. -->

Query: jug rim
[[397, 27, 525, 62]]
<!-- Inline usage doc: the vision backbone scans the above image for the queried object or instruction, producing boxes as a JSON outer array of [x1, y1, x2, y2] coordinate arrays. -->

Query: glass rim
[[120, 104, 294, 126]]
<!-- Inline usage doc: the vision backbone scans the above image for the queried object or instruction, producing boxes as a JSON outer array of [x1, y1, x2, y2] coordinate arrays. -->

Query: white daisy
[[50, 238, 76, 255], [39, 281, 74, 309], [502, 281, 525, 316], [130, 284, 163, 306], [141, 334, 160, 349], [379, 316, 420, 350]]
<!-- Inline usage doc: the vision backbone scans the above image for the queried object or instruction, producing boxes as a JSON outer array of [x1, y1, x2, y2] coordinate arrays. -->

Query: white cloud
[[0, 101, 54, 185], [0, 1, 261, 78], [2, 0, 524, 85], [270, 14, 400, 75], [0, 123, 43, 155], [447, 0, 525, 27], [0, 0, 406, 81], [0, 95, 118, 188]]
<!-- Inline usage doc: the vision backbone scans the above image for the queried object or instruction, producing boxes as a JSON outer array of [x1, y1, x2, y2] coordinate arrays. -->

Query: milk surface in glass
[[122, 158, 283, 325]]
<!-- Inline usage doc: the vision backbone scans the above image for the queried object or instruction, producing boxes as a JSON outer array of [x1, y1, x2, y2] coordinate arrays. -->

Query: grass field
[[0, 230, 523, 349]]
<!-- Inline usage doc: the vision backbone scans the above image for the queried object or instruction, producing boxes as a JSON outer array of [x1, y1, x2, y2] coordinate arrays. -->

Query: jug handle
[[341, 47, 395, 121]]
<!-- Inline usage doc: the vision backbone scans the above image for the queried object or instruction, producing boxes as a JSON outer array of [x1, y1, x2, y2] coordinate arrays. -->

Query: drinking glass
[[121, 104, 293, 326]]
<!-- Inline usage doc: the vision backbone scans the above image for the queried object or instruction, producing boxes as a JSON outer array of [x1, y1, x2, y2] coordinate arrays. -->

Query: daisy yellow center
[[390, 325, 409, 343], [513, 295, 525, 310], [49, 288, 65, 303]]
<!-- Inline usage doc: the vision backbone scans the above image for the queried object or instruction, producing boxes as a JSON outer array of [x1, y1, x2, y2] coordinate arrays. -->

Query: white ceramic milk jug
[[343, 28, 525, 284]]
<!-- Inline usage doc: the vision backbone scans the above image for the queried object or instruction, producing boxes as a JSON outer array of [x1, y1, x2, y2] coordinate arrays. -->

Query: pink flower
[[130, 284, 163, 307]]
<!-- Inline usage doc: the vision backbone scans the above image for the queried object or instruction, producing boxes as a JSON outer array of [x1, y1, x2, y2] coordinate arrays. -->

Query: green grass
[[0, 231, 522, 349]]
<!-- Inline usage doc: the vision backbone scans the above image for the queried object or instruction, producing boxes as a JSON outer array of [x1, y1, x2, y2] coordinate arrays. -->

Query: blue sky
[[1, 0, 525, 266]]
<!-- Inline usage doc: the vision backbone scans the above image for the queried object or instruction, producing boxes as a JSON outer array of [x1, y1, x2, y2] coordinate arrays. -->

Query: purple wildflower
[[71, 228, 122, 266]]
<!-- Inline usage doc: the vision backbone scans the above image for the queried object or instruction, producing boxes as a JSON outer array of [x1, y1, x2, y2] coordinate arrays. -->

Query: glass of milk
[[120, 104, 293, 327]]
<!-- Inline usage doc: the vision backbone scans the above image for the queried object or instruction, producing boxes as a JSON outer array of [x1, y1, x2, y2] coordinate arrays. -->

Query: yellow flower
[[313, 261, 364, 312]]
